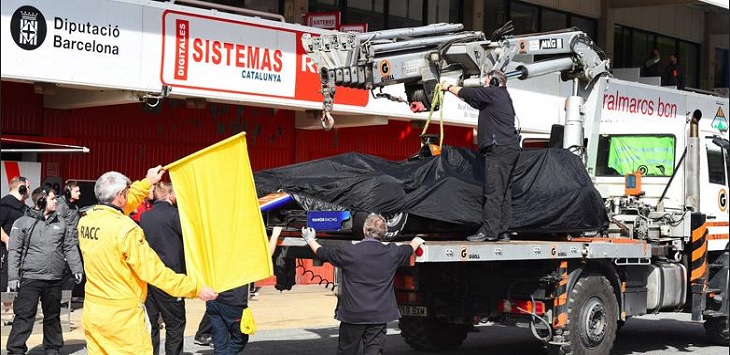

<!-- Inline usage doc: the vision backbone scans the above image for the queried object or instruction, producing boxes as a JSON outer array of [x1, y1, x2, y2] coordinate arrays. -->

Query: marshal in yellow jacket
[[78, 179, 200, 354]]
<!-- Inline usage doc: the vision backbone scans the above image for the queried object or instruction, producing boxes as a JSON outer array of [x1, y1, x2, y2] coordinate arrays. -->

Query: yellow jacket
[[122, 178, 154, 216], [78, 179, 199, 354]]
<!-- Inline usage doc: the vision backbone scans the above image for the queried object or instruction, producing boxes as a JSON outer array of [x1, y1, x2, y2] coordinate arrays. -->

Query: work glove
[[8, 280, 20, 292], [412, 236, 425, 246], [74, 273, 84, 284], [301, 227, 316, 243]]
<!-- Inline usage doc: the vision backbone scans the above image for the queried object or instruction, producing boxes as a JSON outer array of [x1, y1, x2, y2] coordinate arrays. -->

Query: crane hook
[[321, 111, 334, 131]]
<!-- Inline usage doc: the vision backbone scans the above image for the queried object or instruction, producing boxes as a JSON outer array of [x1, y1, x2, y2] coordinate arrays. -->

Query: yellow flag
[[164, 132, 272, 292]]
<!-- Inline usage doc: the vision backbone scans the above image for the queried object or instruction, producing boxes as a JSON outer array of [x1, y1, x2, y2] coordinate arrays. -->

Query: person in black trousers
[[139, 182, 187, 355], [1, 176, 30, 294], [301, 214, 424, 355], [194, 313, 213, 346], [442, 69, 521, 242], [6, 187, 83, 355]]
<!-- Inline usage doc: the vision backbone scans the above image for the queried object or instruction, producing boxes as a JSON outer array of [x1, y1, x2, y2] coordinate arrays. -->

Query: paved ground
[[1, 284, 339, 354], [2, 285, 728, 355]]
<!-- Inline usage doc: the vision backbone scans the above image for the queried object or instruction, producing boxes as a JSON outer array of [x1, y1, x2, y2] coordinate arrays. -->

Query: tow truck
[[270, 22, 730, 354]]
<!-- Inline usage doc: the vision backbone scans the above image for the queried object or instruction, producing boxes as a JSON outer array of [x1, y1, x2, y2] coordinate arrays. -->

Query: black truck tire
[[398, 317, 468, 351], [550, 274, 619, 355], [704, 317, 729, 346]]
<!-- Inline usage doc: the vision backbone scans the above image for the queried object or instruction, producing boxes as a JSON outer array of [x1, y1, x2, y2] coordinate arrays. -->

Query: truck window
[[707, 145, 727, 185], [595, 135, 676, 177]]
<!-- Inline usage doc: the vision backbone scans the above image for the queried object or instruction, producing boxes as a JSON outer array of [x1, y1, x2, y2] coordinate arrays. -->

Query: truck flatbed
[[278, 237, 651, 263]]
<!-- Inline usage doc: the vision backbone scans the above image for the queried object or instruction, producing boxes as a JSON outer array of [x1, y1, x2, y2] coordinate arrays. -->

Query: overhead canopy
[[1, 135, 89, 153], [255, 146, 609, 235]]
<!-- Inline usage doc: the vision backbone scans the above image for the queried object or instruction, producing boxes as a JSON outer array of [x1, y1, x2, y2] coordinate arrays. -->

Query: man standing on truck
[[301, 214, 425, 355], [442, 70, 520, 242]]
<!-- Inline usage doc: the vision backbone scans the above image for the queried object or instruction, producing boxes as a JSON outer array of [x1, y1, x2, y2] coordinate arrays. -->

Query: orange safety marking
[[705, 221, 729, 227], [569, 237, 644, 244], [691, 242, 708, 261], [707, 234, 729, 240], [691, 225, 708, 242], [691, 262, 708, 281]]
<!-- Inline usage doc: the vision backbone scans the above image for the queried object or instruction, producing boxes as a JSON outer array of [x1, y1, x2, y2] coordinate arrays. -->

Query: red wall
[[1, 81, 476, 286]]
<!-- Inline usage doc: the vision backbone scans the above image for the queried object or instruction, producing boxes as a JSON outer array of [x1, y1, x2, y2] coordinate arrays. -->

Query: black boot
[[466, 232, 498, 242]]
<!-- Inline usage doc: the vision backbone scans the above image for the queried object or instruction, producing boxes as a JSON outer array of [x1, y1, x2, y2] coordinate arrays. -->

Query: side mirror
[[712, 136, 730, 150]]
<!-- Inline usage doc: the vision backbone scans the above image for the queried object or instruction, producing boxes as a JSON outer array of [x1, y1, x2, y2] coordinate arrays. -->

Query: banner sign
[[161, 11, 298, 98], [339, 23, 368, 33], [304, 11, 340, 30], [1, 0, 149, 90]]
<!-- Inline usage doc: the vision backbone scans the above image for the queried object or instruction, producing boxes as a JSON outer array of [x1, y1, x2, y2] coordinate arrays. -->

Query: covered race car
[[254, 145, 608, 240]]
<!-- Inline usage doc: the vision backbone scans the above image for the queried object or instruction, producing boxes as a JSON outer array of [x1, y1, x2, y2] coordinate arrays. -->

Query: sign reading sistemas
[[161, 11, 297, 98]]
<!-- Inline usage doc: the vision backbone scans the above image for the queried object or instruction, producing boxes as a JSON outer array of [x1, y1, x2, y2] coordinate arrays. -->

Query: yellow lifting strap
[[421, 82, 446, 148]]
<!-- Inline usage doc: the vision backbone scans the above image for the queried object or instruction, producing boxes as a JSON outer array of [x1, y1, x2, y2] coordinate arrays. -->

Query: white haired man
[[301, 214, 425, 355], [77, 166, 217, 354]]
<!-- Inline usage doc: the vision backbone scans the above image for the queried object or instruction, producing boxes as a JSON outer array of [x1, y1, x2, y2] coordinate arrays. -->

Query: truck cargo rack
[[278, 237, 651, 263]]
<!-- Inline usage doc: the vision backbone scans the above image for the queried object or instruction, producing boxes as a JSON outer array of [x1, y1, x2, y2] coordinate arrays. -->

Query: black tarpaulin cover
[[254, 146, 608, 233]]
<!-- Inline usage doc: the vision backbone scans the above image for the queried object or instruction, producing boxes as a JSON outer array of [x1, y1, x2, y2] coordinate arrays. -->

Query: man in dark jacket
[[663, 53, 685, 90], [56, 181, 82, 291], [1, 176, 30, 292], [442, 69, 520, 241], [139, 182, 187, 355], [301, 214, 424, 355], [6, 187, 84, 355], [55, 181, 81, 235]]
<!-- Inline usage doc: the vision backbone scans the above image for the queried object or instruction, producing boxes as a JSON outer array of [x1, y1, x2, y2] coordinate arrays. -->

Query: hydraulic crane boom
[[301, 22, 610, 137]]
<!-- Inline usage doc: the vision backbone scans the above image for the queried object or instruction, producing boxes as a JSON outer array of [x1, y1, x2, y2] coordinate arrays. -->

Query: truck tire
[[398, 317, 468, 351], [704, 317, 729, 346], [552, 274, 619, 355]]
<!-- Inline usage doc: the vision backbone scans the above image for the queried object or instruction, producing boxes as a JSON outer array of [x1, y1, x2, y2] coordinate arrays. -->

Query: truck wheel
[[398, 317, 468, 351], [704, 317, 729, 346], [557, 274, 619, 355]]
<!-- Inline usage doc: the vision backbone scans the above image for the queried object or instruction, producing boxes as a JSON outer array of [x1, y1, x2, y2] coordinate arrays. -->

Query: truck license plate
[[398, 305, 427, 317]]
